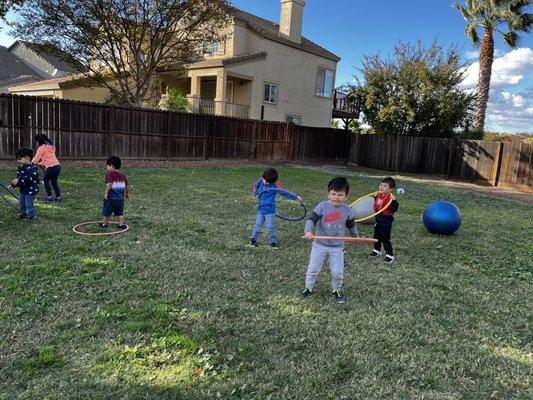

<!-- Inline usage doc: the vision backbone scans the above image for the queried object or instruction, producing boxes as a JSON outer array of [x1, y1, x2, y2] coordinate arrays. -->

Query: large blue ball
[[423, 200, 462, 235]]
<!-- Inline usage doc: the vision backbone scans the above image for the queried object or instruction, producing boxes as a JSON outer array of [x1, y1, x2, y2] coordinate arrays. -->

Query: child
[[9, 148, 40, 220], [249, 168, 300, 249], [300, 177, 358, 304], [100, 156, 129, 229], [370, 177, 399, 263], [32, 133, 62, 202]]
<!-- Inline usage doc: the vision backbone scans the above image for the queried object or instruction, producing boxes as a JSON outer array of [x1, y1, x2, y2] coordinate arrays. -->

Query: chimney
[[279, 0, 305, 44]]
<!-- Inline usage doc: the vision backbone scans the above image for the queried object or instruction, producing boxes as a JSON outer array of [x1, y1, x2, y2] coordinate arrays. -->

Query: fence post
[[166, 112, 173, 160], [288, 123, 294, 161], [394, 135, 401, 171], [250, 121, 256, 160], [203, 116, 209, 160], [492, 141, 504, 187], [447, 139, 457, 179]]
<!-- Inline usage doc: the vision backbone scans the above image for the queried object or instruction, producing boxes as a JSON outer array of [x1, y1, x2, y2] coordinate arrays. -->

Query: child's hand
[[11, 178, 18, 186], [103, 195, 108, 201], [297, 196, 302, 201], [391, 195, 396, 201], [304, 231, 314, 240]]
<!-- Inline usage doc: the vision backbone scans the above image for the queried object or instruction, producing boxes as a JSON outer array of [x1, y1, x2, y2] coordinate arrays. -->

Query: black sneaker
[[18, 214, 27, 219], [248, 238, 258, 247], [333, 291, 346, 304], [370, 250, 381, 257], [269, 242, 279, 249], [299, 288, 313, 299], [99, 223, 109, 228], [384, 255, 395, 263], [117, 224, 128, 230]]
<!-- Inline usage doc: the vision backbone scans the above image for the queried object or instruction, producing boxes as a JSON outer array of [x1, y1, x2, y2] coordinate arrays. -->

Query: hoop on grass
[[258, 187, 307, 222], [73, 221, 129, 236], [301, 235, 377, 244], [0, 182, 21, 212], [349, 191, 394, 223]]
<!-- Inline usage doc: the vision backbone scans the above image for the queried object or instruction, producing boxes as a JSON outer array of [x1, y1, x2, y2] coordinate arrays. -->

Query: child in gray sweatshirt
[[300, 177, 358, 304]]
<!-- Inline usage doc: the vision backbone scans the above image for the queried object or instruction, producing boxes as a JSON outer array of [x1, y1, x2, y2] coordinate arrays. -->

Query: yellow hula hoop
[[349, 191, 393, 223]]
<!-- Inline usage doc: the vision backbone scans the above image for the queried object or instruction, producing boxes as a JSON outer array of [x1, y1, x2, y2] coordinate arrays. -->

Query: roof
[[8, 41, 81, 74], [0, 45, 43, 90], [8, 73, 90, 92], [231, 8, 340, 62], [158, 51, 268, 72]]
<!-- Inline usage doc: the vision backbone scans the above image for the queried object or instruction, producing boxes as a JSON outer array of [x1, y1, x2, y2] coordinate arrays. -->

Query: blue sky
[[2, 1, 532, 132]]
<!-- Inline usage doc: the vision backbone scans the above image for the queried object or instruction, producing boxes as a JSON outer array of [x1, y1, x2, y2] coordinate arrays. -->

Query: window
[[203, 39, 226, 56], [316, 68, 334, 97], [286, 115, 301, 125], [264, 83, 278, 104]]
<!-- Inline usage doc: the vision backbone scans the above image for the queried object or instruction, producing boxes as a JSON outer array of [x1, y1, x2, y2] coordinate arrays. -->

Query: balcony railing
[[332, 89, 358, 118], [198, 99, 250, 119]]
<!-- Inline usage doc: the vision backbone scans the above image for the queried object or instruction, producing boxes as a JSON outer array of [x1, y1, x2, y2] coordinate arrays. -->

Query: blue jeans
[[250, 212, 277, 244], [19, 194, 36, 218], [43, 165, 61, 197]]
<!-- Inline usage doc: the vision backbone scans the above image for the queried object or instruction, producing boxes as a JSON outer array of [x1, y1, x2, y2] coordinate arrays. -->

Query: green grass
[[0, 165, 531, 399]]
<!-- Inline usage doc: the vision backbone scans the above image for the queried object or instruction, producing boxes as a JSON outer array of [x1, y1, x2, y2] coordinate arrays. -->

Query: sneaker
[[54, 196, 62, 202], [299, 288, 313, 299], [333, 291, 346, 304], [42, 195, 55, 202], [248, 239, 258, 247], [28, 216, 37, 221], [370, 250, 382, 257], [117, 224, 128, 230], [18, 214, 27, 219], [99, 223, 109, 228], [384, 255, 395, 263], [269, 242, 279, 249]]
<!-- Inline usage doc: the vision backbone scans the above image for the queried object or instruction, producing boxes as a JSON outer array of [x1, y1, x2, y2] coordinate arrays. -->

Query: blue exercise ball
[[423, 200, 462, 235]]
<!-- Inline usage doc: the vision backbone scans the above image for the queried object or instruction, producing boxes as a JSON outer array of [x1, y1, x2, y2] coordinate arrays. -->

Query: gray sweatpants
[[305, 242, 345, 292]]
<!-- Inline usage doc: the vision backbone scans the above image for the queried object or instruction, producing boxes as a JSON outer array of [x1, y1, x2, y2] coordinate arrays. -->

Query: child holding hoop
[[370, 177, 399, 263], [300, 177, 358, 304], [249, 168, 300, 249]]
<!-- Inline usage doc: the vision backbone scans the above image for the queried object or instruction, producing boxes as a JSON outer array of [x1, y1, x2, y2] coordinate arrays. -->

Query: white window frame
[[203, 38, 226, 57], [264, 82, 278, 104], [316, 67, 334, 98]]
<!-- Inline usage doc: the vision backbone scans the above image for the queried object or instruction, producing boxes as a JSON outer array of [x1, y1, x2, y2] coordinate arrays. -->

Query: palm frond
[[503, 30, 519, 47], [466, 23, 480, 43], [454, 3, 472, 20]]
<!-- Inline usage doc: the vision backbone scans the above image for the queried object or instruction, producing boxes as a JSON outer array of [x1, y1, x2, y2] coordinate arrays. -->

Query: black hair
[[262, 168, 279, 184], [381, 177, 396, 189], [106, 156, 122, 169], [328, 177, 349, 194], [15, 147, 33, 160], [35, 133, 53, 146]]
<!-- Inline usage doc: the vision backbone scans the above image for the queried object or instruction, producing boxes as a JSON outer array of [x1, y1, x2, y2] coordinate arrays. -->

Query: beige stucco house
[[9, 0, 341, 127]]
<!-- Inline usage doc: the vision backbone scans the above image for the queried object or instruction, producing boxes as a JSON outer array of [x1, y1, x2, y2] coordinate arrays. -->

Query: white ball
[[397, 188, 405, 194]]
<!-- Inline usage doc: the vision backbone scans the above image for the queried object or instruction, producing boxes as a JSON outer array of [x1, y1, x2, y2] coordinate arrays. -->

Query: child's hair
[[107, 156, 122, 169], [328, 177, 350, 194], [262, 168, 279, 184], [34, 133, 53, 146], [15, 147, 33, 160], [381, 177, 397, 189]]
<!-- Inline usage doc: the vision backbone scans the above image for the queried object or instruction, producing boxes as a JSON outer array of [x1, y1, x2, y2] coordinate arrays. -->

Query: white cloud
[[485, 88, 533, 133], [460, 47, 533, 89], [465, 48, 503, 60]]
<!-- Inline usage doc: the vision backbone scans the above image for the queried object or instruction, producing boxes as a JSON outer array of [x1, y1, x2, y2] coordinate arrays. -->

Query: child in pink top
[[32, 133, 61, 202]]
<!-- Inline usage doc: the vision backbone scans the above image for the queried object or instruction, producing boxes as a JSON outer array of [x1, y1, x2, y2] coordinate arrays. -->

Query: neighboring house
[[9, 0, 343, 127], [1, 41, 79, 93]]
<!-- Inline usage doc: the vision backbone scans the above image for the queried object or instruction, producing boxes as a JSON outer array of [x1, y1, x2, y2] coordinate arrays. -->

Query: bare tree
[[12, 0, 230, 106]]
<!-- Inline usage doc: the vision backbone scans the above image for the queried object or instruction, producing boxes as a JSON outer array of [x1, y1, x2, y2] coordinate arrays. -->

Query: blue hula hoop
[[0, 182, 21, 212], [258, 187, 307, 222]]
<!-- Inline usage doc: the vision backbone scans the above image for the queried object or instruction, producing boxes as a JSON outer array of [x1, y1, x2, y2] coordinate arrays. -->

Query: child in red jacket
[[370, 177, 399, 263]]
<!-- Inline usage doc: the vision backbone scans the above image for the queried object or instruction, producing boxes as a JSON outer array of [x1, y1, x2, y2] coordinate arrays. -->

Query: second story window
[[264, 82, 278, 104], [203, 39, 226, 56], [316, 68, 334, 98]]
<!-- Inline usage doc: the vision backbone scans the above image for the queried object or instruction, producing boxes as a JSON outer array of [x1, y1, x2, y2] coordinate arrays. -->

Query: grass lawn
[[0, 164, 531, 399]]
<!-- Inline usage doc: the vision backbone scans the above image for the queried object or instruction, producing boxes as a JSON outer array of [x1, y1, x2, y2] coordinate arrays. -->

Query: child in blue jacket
[[249, 168, 300, 249], [8, 148, 40, 220]]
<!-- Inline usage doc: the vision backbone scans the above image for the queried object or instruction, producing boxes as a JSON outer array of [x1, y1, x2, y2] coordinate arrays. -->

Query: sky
[[1, 0, 532, 133]]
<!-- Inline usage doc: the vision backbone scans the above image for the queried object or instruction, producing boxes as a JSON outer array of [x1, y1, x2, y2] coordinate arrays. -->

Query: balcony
[[198, 99, 250, 119]]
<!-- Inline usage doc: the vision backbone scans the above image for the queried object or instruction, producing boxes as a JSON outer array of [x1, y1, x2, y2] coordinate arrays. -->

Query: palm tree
[[453, 0, 531, 132]]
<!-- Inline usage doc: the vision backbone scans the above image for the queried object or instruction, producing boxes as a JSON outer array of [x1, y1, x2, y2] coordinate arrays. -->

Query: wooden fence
[[0, 94, 350, 162], [0, 94, 531, 192], [351, 134, 532, 192]]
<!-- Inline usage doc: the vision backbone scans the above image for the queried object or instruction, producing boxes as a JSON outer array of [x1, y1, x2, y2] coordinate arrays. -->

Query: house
[[9, 1, 342, 127], [1, 41, 79, 93]]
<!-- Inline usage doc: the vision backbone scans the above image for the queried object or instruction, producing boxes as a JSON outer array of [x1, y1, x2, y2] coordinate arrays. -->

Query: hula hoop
[[349, 191, 393, 223], [0, 182, 21, 212], [73, 221, 129, 236], [301, 235, 377, 244], [258, 188, 307, 222]]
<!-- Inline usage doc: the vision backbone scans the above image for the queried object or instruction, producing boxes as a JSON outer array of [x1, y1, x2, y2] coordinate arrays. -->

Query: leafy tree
[[453, 0, 532, 133], [12, 0, 230, 107], [348, 41, 475, 137]]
